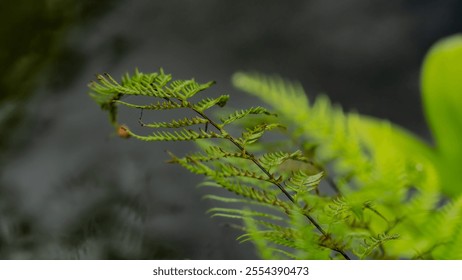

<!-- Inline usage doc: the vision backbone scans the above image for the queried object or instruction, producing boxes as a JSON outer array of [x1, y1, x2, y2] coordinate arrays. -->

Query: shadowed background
[[0, 0, 461, 259]]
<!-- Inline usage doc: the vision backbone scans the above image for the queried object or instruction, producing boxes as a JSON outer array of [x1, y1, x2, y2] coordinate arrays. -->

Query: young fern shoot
[[88, 69, 350, 259]]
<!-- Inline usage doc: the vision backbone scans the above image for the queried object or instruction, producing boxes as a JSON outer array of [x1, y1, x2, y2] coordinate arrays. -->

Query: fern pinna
[[88, 35, 462, 260]]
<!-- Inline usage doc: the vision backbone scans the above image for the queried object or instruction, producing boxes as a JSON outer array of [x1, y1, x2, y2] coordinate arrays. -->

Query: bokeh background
[[0, 0, 461, 259]]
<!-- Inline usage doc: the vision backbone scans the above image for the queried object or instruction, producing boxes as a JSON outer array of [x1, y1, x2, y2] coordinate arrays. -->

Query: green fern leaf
[[187, 146, 247, 162], [238, 123, 284, 146], [201, 179, 291, 213], [358, 233, 399, 259], [220, 107, 274, 126], [259, 150, 309, 170], [285, 171, 323, 193], [327, 197, 353, 222], [289, 210, 331, 259], [114, 100, 183, 110], [181, 150, 247, 164], [106, 72, 170, 97], [193, 95, 230, 112], [215, 163, 271, 182], [241, 212, 277, 259], [420, 196, 462, 259], [167, 79, 216, 99], [207, 208, 284, 221], [129, 128, 224, 141], [140, 116, 208, 128], [239, 230, 297, 251], [202, 195, 286, 213], [232, 72, 309, 123], [89, 68, 352, 260], [120, 68, 172, 94], [202, 195, 253, 204]]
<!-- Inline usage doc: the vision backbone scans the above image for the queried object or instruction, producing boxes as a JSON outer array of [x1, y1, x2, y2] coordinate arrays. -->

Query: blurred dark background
[[0, 0, 461, 259]]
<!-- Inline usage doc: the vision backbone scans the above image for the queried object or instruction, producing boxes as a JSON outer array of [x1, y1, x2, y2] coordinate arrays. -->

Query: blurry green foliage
[[421, 35, 462, 197]]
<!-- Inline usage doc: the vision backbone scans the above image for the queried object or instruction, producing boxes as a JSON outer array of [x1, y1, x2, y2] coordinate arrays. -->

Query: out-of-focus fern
[[88, 34, 462, 259], [231, 34, 462, 259], [231, 71, 452, 259]]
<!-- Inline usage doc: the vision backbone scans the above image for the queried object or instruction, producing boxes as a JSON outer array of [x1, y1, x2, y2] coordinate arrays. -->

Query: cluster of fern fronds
[[88, 35, 462, 259]]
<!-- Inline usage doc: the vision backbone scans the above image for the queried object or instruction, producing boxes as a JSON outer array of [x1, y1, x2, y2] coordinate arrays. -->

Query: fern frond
[[207, 207, 284, 221], [169, 154, 214, 176], [216, 163, 273, 182], [172, 150, 273, 186], [145, 68, 172, 88], [417, 196, 462, 259], [232, 72, 309, 123], [193, 95, 230, 112], [140, 116, 208, 128], [440, 224, 462, 259], [129, 128, 224, 141], [233, 71, 432, 258], [119, 68, 172, 96], [202, 194, 259, 205], [238, 230, 297, 249], [220, 107, 274, 126], [89, 69, 218, 116], [237, 213, 304, 260], [327, 197, 353, 222], [259, 150, 309, 170], [358, 233, 399, 259], [201, 180, 291, 213], [167, 79, 216, 99], [285, 171, 323, 193], [184, 146, 247, 163], [202, 195, 288, 215], [238, 123, 284, 146], [241, 212, 277, 259], [288, 210, 332, 259], [95, 72, 170, 98], [89, 69, 351, 260], [114, 100, 183, 110]]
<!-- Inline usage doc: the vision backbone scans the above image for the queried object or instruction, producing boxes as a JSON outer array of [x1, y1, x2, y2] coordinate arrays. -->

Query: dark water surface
[[1, 0, 460, 259]]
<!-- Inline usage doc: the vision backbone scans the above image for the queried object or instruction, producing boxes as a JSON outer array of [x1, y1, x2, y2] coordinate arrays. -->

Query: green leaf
[[140, 116, 208, 128], [241, 211, 276, 259], [239, 123, 284, 146], [207, 207, 283, 221], [220, 107, 274, 126], [215, 162, 269, 181], [285, 171, 323, 192], [129, 128, 224, 141], [358, 233, 399, 259], [259, 150, 309, 169], [114, 100, 183, 110], [421, 34, 462, 196], [167, 79, 215, 99], [202, 194, 283, 211], [182, 146, 247, 163], [205, 178, 291, 212], [193, 95, 230, 112], [120, 68, 172, 94], [232, 72, 309, 124]]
